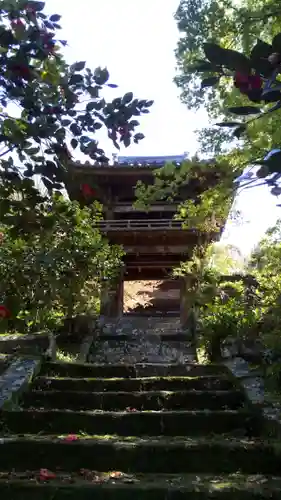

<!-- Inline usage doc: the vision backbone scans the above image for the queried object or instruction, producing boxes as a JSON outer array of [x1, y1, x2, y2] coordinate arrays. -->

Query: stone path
[[0, 315, 280, 498]]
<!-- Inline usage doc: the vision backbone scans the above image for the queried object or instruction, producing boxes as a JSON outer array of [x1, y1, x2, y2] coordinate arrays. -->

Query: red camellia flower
[[234, 71, 263, 95], [11, 63, 31, 80], [39, 469, 56, 481], [11, 19, 24, 28], [81, 184, 95, 197], [40, 31, 56, 53], [0, 305, 11, 319], [64, 434, 78, 442], [118, 125, 129, 136]]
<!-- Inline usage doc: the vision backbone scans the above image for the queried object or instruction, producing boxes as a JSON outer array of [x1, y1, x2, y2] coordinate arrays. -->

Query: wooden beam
[[113, 204, 178, 213], [126, 262, 178, 269], [124, 269, 173, 280], [124, 245, 190, 254]]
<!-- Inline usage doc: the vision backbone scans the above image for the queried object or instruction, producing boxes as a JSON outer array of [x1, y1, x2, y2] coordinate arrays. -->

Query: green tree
[[134, 156, 239, 233], [0, 195, 124, 333], [0, 0, 153, 332], [174, 0, 281, 176], [0, 0, 153, 220]]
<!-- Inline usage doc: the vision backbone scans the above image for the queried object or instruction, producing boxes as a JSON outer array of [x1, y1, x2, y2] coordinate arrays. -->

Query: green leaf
[[215, 122, 242, 128], [94, 122, 102, 130], [262, 88, 281, 103], [122, 92, 133, 104], [134, 132, 145, 140], [123, 136, 130, 147], [203, 43, 251, 72], [28, 1, 45, 11], [71, 138, 78, 149], [52, 183, 63, 190], [145, 100, 154, 107], [71, 61, 86, 72], [190, 59, 219, 72], [94, 67, 109, 85], [88, 86, 99, 98], [272, 33, 281, 53], [55, 128, 66, 140], [23, 166, 33, 178], [61, 119, 72, 126], [86, 102, 97, 112], [233, 124, 247, 138], [50, 14, 61, 22], [69, 74, 84, 85], [256, 165, 270, 178], [250, 40, 273, 77], [130, 120, 140, 127], [26, 147, 40, 155], [42, 177, 53, 191], [70, 123, 81, 136], [271, 186, 281, 196], [201, 76, 220, 88], [263, 150, 281, 173], [228, 106, 261, 116], [112, 97, 122, 108]]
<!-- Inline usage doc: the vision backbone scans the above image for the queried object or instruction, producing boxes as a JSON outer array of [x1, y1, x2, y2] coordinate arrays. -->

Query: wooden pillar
[[180, 275, 197, 339], [180, 277, 190, 329], [100, 280, 109, 317], [100, 269, 124, 320]]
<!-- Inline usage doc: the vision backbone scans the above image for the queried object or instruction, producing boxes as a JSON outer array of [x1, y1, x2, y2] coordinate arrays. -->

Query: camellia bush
[[0, 0, 153, 332], [190, 36, 281, 195], [0, 195, 124, 333], [0, 0, 153, 196]]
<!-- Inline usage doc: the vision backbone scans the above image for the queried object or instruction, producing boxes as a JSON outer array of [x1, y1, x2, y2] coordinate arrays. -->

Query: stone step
[[2, 409, 261, 436], [22, 389, 245, 411], [89, 340, 195, 364], [1, 472, 280, 499], [33, 374, 235, 393], [0, 436, 278, 473], [40, 362, 227, 379], [95, 333, 192, 341]]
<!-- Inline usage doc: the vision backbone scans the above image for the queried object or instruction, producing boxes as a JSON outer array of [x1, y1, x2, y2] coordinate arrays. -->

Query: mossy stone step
[[0, 436, 278, 473], [94, 333, 192, 342], [0, 473, 280, 499], [22, 389, 245, 411], [33, 375, 235, 393], [1, 409, 261, 436], [40, 362, 227, 379]]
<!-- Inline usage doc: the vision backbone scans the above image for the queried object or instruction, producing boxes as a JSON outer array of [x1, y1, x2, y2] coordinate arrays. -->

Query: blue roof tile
[[115, 154, 188, 166]]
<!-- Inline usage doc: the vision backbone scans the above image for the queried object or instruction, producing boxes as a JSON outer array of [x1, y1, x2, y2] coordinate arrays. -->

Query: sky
[[44, 0, 281, 256]]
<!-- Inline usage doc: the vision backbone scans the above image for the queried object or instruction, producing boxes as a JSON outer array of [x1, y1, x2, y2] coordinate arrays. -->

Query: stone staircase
[[0, 317, 281, 498], [89, 315, 194, 365]]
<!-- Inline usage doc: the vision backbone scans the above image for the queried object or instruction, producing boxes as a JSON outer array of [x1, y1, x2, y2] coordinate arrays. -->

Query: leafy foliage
[[0, 0, 153, 199], [0, 1, 153, 332], [175, 0, 281, 192], [175, 223, 281, 389], [134, 157, 238, 233], [0, 195, 124, 333], [173, 243, 255, 361]]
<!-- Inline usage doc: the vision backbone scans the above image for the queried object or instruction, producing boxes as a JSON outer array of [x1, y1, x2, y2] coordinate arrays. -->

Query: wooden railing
[[95, 219, 185, 231], [112, 203, 178, 213]]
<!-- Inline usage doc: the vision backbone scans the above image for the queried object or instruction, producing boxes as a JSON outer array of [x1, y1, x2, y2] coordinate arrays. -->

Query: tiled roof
[[115, 154, 188, 166]]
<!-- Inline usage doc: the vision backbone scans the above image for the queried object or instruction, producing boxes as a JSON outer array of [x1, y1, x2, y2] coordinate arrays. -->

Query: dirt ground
[[123, 280, 180, 313]]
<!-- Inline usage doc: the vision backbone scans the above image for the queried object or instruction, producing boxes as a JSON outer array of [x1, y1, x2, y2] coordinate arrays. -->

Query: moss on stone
[[22, 388, 245, 412]]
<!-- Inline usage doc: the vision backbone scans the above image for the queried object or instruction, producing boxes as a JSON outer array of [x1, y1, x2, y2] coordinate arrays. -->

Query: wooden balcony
[[112, 203, 178, 213], [95, 219, 186, 231]]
